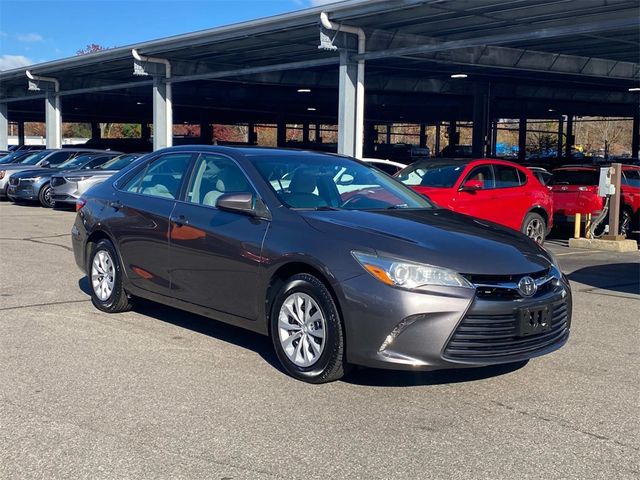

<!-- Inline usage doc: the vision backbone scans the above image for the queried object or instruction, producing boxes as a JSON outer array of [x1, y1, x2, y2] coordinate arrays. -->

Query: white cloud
[[16, 33, 43, 42], [0, 54, 33, 71]]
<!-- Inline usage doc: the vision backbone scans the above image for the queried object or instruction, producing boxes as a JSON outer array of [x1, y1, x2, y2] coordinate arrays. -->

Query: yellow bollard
[[574, 213, 581, 239]]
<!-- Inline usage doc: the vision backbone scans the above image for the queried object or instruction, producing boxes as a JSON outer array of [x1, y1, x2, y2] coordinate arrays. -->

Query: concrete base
[[569, 237, 638, 252]]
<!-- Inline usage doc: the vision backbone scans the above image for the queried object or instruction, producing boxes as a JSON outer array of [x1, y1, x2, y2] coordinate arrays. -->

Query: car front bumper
[[51, 180, 80, 205], [7, 183, 38, 201], [338, 272, 571, 370]]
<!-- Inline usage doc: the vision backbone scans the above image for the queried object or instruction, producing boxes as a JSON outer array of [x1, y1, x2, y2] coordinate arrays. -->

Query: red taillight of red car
[[75, 198, 87, 212]]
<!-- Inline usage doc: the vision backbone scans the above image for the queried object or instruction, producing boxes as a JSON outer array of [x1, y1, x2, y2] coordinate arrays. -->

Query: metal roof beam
[[356, 17, 640, 62]]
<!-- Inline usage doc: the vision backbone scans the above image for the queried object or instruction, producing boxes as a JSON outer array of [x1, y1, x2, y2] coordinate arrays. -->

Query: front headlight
[[19, 176, 40, 182], [65, 175, 91, 182], [0, 170, 5, 180], [352, 251, 473, 290]]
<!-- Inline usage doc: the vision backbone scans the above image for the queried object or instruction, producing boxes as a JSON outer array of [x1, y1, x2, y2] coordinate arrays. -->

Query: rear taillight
[[75, 198, 86, 212], [578, 185, 597, 192]]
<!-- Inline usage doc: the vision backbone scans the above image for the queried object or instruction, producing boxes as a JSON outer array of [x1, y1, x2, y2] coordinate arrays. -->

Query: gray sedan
[[72, 146, 571, 383], [51, 153, 145, 208]]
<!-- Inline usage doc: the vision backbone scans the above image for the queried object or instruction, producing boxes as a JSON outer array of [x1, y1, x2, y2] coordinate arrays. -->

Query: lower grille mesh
[[444, 302, 569, 360]]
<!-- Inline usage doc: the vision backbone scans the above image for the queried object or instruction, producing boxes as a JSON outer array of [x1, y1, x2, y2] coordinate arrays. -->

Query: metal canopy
[[0, 0, 638, 123]]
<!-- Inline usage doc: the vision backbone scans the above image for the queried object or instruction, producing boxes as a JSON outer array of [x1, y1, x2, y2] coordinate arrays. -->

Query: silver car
[[51, 153, 144, 207], [0, 149, 102, 199]]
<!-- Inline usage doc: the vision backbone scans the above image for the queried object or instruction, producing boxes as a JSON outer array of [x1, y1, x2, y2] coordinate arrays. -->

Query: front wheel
[[88, 239, 132, 313], [270, 273, 348, 383], [38, 183, 54, 208], [522, 212, 547, 244]]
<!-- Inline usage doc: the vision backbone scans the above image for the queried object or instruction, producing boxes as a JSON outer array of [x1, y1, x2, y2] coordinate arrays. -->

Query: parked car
[[51, 153, 145, 208], [550, 165, 640, 235], [7, 152, 119, 207], [0, 149, 104, 199], [395, 159, 553, 244], [72, 146, 571, 383], [0, 150, 35, 165], [528, 167, 553, 186]]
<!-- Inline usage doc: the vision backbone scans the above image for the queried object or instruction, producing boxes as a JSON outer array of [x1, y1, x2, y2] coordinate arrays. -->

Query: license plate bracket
[[518, 306, 552, 337]]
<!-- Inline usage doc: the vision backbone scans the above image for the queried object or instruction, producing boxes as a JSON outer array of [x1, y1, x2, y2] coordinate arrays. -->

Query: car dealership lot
[[0, 202, 638, 479]]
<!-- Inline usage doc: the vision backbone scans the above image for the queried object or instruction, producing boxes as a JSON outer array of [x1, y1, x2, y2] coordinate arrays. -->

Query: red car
[[395, 159, 553, 243], [550, 165, 640, 236]]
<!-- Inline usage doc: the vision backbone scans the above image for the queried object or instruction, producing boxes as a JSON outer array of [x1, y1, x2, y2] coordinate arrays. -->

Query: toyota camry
[[72, 146, 571, 383]]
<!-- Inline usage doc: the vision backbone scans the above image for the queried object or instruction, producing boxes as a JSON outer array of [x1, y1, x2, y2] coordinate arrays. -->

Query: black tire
[[38, 183, 54, 208], [270, 273, 348, 383], [521, 212, 546, 245], [87, 239, 132, 313]]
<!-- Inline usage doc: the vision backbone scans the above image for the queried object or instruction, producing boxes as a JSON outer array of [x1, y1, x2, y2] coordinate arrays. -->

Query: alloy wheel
[[526, 218, 545, 244], [277, 292, 326, 367], [91, 250, 115, 301]]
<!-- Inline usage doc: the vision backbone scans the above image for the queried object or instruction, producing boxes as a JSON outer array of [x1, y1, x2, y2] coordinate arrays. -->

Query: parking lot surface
[[1, 202, 638, 480]]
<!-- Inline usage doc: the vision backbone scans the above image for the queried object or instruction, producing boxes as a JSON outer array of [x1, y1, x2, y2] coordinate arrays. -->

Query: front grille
[[443, 301, 569, 361], [51, 177, 66, 187], [9, 177, 19, 186], [463, 269, 554, 300]]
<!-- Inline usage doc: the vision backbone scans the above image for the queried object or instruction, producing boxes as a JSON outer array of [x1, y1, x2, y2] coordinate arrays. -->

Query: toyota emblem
[[518, 276, 537, 297]]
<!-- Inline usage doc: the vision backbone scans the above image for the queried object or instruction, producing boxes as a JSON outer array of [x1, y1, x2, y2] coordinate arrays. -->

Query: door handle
[[108, 200, 123, 210], [170, 214, 188, 226]]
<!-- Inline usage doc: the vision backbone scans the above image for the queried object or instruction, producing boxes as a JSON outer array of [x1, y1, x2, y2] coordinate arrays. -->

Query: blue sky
[[0, 0, 338, 70]]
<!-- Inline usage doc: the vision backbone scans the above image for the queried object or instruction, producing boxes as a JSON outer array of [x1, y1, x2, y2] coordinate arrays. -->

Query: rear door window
[[123, 153, 193, 199], [494, 165, 524, 188]]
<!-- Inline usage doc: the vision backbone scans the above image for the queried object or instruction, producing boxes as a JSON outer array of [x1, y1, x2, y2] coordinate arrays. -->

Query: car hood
[[300, 208, 553, 275], [11, 168, 60, 178]]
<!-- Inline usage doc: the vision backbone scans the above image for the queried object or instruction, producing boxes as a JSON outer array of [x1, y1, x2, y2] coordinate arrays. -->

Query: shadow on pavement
[[343, 361, 528, 387], [568, 263, 640, 295], [77, 277, 529, 387], [78, 277, 280, 371]]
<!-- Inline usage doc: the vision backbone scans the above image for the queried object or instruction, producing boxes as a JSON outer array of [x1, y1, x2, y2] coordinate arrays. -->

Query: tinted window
[[253, 154, 432, 210], [99, 154, 143, 171], [123, 153, 192, 199], [46, 151, 75, 165], [494, 165, 523, 188], [622, 169, 640, 187], [551, 170, 598, 185], [186, 153, 253, 206], [19, 151, 50, 165], [396, 163, 466, 187], [464, 165, 495, 189]]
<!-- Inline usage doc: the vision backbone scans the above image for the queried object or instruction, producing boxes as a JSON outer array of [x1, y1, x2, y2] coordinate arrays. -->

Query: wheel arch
[[265, 261, 345, 339]]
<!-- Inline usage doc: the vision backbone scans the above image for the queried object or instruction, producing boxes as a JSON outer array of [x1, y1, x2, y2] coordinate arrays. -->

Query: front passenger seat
[[203, 169, 249, 206]]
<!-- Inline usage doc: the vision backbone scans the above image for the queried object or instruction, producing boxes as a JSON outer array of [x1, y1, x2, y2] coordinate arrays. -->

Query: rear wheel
[[270, 273, 347, 383], [38, 183, 54, 208], [522, 212, 546, 244], [88, 239, 132, 313]]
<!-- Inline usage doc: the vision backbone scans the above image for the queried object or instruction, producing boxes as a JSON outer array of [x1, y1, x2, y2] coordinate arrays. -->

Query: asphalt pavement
[[0, 202, 638, 480]]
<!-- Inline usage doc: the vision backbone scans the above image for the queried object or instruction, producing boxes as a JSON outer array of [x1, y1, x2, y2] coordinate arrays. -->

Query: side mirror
[[460, 179, 483, 192], [40, 160, 51, 168], [216, 192, 271, 220]]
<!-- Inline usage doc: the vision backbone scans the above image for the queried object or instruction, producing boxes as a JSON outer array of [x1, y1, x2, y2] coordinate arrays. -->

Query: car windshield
[[251, 154, 433, 210], [0, 151, 27, 164], [56, 154, 101, 169], [19, 151, 50, 165], [551, 170, 598, 185], [396, 162, 466, 187], [98, 153, 141, 171]]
